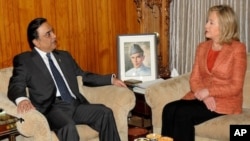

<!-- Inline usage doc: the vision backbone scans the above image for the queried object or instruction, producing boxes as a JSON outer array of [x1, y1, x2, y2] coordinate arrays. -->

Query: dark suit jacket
[[8, 49, 112, 114]]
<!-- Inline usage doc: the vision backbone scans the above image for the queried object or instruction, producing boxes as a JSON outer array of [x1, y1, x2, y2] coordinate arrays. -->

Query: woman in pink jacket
[[161, 5, 247, 141]]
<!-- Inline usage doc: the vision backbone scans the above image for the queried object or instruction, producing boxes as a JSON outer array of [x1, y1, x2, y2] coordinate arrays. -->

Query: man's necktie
[[46, 53, 73, 102]]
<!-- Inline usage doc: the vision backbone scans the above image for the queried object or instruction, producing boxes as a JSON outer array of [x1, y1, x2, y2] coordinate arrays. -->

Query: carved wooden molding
[[134, 0, 172, 78], [145, 0, 162, 8], [134, 0, 143, 22]]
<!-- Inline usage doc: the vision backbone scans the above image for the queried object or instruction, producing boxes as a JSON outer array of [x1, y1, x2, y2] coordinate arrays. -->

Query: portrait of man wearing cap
[[125, 44, 151, 77]]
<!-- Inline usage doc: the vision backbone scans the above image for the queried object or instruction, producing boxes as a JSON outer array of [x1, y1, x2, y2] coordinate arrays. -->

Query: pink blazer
[[183, 40, 247, 114]]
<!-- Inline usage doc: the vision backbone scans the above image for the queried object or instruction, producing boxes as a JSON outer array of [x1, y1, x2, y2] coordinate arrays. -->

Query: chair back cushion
[[0, 67, 13, 94], [242, 54, 250, 108]]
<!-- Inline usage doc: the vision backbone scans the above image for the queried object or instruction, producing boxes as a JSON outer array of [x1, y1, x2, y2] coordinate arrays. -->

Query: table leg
[[9, 134, 16, 141]]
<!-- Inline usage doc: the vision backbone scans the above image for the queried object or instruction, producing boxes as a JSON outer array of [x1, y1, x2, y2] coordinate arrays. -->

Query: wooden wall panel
[[0, 0, 140, 75], [134, 0, 172, 78]]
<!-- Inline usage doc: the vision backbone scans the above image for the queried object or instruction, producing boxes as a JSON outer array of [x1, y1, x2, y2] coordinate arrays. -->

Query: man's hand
[[17, 99, 35, 114], [112, 77, 127, 87], [203, 97, 216, 111]]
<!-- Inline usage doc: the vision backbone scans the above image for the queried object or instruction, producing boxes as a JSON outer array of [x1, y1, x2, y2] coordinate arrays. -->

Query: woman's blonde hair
[[208, 5, 239, 44]]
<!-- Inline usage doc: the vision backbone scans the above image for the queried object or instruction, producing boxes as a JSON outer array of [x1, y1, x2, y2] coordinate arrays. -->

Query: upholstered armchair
[[145, 53, 250, 141], [0, 67, 135, 141]]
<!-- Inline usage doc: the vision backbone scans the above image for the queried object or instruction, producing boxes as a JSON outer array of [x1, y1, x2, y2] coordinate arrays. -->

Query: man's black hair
[[27, 17, 47, 49]]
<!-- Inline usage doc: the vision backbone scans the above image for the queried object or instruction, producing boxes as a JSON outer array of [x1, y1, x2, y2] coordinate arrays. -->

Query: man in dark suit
[[8, 17, 126, 141]]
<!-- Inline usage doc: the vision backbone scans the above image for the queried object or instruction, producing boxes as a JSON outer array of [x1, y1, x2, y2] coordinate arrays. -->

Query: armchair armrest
[[77, 76, 136, 141], [77, 76, 135, 109], [0, 93, 18, 117], [0, 94, 52, 141], [16, 110, 52, 141], [144, 73, 190, 134]]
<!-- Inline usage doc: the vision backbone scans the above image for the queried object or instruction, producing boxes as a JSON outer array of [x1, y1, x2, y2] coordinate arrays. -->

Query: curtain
[[169, 0, 250, 75]]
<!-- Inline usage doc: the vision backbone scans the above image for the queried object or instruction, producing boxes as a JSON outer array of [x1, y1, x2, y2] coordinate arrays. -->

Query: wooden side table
[[132, 92, 152, 127], [128, 90, 152, 131], [0, 111, 19, 141], [127, 78, 169, 134], [0, 128, 19, 141]]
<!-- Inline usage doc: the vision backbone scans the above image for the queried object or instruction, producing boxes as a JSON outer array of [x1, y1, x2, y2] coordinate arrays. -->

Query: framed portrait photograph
[[117, 33, 158, 82]]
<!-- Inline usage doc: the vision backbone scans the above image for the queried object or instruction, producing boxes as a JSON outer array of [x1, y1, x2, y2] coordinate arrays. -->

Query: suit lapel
[[212, 44, 232, 71], [200, 41, 232, 73], [31, 50, 52, 80], [201, 41, 212, 73]]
